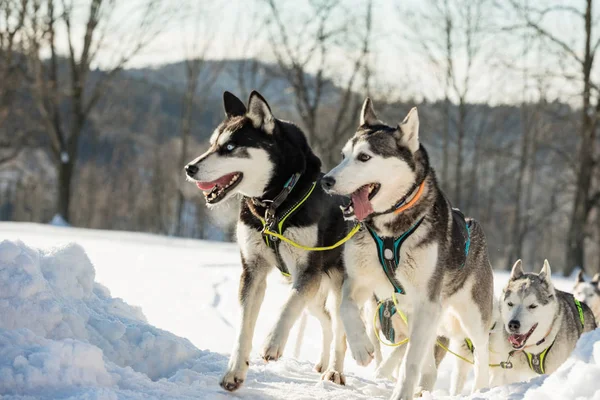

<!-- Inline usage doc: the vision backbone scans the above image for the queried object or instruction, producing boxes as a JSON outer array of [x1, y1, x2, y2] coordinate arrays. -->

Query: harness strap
[[365, 217, 424, 295], [574, 298, 586, 328], [524, 340, 555, 375]]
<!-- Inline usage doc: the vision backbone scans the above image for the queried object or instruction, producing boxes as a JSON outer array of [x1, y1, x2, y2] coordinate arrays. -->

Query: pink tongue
[[509, 334, 524, 347], [196, 173, 234, 191], [351, 186, 374, 221]]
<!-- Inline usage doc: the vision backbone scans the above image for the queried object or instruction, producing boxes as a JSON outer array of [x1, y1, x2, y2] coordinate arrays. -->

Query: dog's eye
[[507, 302, 514, 307], [341, 153, 345, 160], [357, 153, 371, 162], [225, 143, 235, 152], [528, 304, 538, 310]]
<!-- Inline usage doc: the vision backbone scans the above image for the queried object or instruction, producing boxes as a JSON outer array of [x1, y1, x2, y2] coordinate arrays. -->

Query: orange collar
[[393, 179, 426, 214]]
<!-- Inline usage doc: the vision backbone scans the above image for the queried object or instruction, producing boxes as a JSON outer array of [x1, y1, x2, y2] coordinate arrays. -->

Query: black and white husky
[[185, 91, 348, 391], [573, 270, 600, 323], [490, 260, 597, 386], [321, 99, 495, 399]]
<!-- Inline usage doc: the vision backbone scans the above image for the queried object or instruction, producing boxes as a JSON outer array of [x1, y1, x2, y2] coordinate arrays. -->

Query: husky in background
[[321, 99, 494, 399], [573, 270, 600, 323], [185, 91, 348, 391], [491, 260, 597, 386]]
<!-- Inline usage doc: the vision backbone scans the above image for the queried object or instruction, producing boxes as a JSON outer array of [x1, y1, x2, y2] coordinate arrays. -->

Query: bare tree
[[263, 0, 373, 168], [25, 0, 172, 223], [507, 0, 600, 274], [0, 0, 28, 166]]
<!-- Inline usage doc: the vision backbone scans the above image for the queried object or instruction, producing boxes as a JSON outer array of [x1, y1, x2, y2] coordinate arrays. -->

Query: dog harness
[[253, 173, 316, 277], [519, 298, 586, 375]]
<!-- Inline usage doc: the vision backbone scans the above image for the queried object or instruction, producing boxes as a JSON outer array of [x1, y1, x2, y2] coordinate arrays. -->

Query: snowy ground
[[0, 222, 598, 400]]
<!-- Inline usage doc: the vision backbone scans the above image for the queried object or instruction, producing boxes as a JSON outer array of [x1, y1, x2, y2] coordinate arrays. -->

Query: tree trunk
[[565, 0, 595, 276], [57, 157, 74, 223], [454, 101, 465, 207]]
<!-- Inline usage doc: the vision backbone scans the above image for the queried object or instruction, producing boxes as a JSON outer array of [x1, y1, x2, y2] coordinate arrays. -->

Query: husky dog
[[321, 99, 494, 399], [491, 260, 597, 386], [185, 91, 348, 391], [573, 270, 600, 323]]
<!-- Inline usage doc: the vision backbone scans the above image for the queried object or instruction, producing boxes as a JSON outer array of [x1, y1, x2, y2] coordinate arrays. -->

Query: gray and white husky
[[491, 259, 597, 386], [573, 270, 600, 323], [321, 98, 494, 399], [185, 91, 348, 391]]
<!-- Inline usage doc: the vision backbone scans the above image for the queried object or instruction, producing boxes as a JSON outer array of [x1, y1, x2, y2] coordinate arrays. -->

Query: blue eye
[[226, 143, 235, 152]]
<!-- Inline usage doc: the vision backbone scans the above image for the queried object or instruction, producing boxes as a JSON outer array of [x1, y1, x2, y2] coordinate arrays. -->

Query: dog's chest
[[237, 221, 317, 275], [346, 229, 437, 298]]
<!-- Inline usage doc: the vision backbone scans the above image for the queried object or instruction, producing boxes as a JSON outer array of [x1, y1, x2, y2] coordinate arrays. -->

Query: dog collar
[[370, 175, 427, 219], [523, 339, 556, 375]]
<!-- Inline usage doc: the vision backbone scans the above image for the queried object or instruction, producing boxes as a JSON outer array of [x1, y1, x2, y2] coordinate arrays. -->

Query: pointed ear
[[223, 91, 246, 118], [247, 90, 275, 134], [592, 273, 600, 285], [398, 107, 420, 153], [360, 98, 381, 126], [539, 259, 552, 283], [510, 259, 524, 281], [577, 270, 585, 283]]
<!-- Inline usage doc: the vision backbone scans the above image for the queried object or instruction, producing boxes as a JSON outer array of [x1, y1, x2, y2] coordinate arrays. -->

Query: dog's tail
[[293, 311, 308, 359]]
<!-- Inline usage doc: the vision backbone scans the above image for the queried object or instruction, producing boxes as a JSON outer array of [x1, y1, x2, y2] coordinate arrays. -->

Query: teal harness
[[371, 209, 471, 330]]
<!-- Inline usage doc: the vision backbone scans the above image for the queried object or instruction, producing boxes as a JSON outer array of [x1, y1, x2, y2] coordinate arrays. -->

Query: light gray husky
[[321, 98, 494, 399], [490, 259, 597, 386], [573, 270, 600, 323]]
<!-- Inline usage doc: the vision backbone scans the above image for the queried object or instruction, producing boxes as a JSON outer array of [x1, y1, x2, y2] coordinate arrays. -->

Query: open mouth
[[508, 323, 538, 350], [195, 172, 243, 204], [340, 183, 380, 221]]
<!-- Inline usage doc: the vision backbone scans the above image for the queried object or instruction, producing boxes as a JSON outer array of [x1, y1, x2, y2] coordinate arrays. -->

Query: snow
[[0, 221, 598, 399]]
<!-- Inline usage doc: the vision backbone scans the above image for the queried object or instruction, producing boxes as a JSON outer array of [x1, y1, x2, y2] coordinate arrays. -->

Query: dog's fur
[[573, 270, 600, 323], [185, 91, 348, 391], [490, 260, 597, 386], [322, 99, 494, 399]]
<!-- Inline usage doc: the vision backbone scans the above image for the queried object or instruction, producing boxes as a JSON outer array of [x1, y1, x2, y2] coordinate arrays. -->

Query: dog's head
[[573, 270, 600, 307], [500, 259, 558, 350], [321, 98, 425, 221], [185, 91, 288, 206]]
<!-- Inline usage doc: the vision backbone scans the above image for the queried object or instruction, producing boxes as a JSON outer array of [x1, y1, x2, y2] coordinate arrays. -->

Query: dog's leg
[[340, 277, 375, 366], [322, 283, 347, 385], [459, 314, 490, 393], [416, 343, 437, 396], [262, 269, 320, 362], [220, 262, 268, 392], [449, 341, 471, 396], [307, 300, 332, 374], [376, 343, 407, 380], [392, 301, 441, 400], [364, 296, 383, 367]]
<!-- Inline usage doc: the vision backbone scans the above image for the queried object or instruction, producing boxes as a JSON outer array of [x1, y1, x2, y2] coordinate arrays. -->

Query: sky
[[55, 0, 598, 106]]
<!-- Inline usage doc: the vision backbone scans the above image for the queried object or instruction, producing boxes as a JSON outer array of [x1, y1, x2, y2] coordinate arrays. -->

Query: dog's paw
[[220, 369, 246, 392], [261, 334, 285, 362], [321, 369, 346, 385], [375, 364, 394, 381], [348, 335, 375, 367], [314, 362, 324, 373]]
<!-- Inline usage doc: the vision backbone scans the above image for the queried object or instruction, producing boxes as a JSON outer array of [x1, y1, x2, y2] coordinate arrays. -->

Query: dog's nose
[[321, 176, 336, 191], [185, 164, 199, 177], [508, 319, 520, 332]]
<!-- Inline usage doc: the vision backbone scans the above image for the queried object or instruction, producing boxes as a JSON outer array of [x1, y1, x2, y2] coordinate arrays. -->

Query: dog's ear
[[223, 91, 246, 118], [247, 90, 275, 134], [539, 259, 552, 283], [577, 270, 585, 284], [360, 98, 381, 127], [398, 107, 420, 153], [510, 259, 524, 281], [592, 273, 600, 285]]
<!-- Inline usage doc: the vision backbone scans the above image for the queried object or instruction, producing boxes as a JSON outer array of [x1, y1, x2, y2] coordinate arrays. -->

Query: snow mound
[[0, 240, 200, 381]]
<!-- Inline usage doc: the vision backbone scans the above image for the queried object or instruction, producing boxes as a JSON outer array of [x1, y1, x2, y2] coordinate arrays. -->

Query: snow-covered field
[[0, 222, 598, 400]]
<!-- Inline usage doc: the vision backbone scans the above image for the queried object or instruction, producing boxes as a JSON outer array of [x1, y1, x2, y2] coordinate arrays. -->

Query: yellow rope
[[263, 223, 361, 252], [372, 296, 502, 367]]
